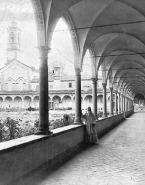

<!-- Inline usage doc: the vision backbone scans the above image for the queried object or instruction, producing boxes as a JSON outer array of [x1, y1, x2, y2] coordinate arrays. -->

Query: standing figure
[[82, 107, 98, 144]]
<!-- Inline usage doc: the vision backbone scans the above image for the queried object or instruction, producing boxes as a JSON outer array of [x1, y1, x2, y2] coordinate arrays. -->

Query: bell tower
[[6, 21, 22, 64]]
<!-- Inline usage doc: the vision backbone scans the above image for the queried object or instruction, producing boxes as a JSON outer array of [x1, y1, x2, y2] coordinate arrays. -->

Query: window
[[69, 83, 72, 88], [49, 85, 53, 90]]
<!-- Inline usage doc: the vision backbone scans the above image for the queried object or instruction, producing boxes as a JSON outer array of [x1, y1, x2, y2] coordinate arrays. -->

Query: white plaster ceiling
[[36, 0, 145, 98]]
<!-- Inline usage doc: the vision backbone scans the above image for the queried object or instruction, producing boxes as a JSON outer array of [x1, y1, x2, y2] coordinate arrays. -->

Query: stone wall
[[0, 109, 134, 185]]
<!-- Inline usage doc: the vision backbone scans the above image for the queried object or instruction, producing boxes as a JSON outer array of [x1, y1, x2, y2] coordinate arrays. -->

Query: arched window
[[16, 78, 25, 91], [10, 32, 14, 43], [5, 78, 13, 91]]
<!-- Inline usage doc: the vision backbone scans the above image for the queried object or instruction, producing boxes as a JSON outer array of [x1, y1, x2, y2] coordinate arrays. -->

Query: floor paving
[[30, 112, 145, 185]]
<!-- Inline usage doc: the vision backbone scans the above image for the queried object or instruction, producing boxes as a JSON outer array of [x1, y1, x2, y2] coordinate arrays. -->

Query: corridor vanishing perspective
[[1, 1, 145, 184], [29, 112, 145, 185]]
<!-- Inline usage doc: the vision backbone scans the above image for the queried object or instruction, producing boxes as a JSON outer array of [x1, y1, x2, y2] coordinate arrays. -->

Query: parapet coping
[[0, 110, 133, 155], [98, 112, 124, 121], [0, 125, 83, 155]]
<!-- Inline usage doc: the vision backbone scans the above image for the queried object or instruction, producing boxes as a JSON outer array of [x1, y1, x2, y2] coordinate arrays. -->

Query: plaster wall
[[49, 79, 92, 91], [31, 83, 38, 91]]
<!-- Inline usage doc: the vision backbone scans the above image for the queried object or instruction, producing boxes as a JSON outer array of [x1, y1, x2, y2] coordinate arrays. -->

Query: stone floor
[[31, 112, 145, 185]]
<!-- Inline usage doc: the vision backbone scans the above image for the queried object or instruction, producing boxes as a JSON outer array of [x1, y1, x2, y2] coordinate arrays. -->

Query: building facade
[[0, 21, 110, 111]]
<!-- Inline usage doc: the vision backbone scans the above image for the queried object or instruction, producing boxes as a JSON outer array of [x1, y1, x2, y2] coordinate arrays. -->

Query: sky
[[0, 0, 92, 76]]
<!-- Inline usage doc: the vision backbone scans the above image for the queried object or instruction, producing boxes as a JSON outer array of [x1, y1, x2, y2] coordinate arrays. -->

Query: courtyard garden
[[0, 109, 103, 142], [0, 110, 75, 142]]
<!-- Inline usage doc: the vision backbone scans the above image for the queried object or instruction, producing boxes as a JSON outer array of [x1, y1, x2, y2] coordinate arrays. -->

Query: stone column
[[74, 68, 82, 124], [121, 94, 123, 112], [128, 99, 130, 111], [51, 101, 53, 109], [124, 95, 126, 112], [129, 99, 131, 110], [11, 97, 14, 109], [102, 83, 107, 118], [114, 91, 118, 114], [130, 100, 133, 110], [118, 92, 121, 113], [36, 46, 52, 135], [120, 94, 122, 112], [120, 94, 123, 112], [132, 100, 134, 110], [92, 78, 98, 119], [128, 99, 130, 110], [22, 99, 24, 109], [109, 87, 113, 116], [126, 97, 128, 111]]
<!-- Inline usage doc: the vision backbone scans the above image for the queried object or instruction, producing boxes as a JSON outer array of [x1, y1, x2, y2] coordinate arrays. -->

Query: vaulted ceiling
[[33, 0, 145, 99]]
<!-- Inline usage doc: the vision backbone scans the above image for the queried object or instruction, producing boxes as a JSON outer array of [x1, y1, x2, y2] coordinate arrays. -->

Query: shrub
[[0, 112, 75, 143], [18, 124, 37, 137], [0, 120, 6, 142], [4, 117, 20, 140], [97, 111, 103, 118]]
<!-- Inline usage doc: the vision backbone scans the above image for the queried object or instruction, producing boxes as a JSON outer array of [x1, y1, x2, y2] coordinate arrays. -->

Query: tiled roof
[[31, 75, 100, 82], [61, 75, 92, 81]]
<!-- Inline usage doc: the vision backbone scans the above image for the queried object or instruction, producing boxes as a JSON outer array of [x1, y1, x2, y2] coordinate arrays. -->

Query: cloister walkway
[[29, 112, 145, 185]]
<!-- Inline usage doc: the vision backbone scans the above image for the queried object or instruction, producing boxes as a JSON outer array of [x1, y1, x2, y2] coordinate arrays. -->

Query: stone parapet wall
[[96, 109, 134, 137], [125, 109, 134, 118], [0, 109, 134, 185]]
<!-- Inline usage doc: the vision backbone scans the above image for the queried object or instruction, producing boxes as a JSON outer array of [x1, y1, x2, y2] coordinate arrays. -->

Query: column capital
[[38, 46, 51, 58], [114, 90, 118, 94], [109, 87, 113, 92], [75, 68, 81, 76], [91, 78, 98, 83], [102, 83, 106, 88]]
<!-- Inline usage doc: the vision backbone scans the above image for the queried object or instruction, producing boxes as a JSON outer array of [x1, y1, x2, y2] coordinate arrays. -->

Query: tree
[[4, 117, 20, 140], [0, 120, 6, 142]]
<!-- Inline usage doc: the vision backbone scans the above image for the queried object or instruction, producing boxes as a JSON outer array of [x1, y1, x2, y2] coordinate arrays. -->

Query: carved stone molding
[[38, 46, 51, 58], [109, 87, 113, 92], [31, 0, 45, 45], [75, 68, 81, 76], [102, 83, 106, 88], [91, 77, 98, 83], [63, 12, 80, 68]]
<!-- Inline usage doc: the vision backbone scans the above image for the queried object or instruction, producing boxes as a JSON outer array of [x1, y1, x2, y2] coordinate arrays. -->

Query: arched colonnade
[[0, 96, 39, 110], [49, 94, 104, 110], [30, 0, 141, 134], [0, 93, 116, 111]]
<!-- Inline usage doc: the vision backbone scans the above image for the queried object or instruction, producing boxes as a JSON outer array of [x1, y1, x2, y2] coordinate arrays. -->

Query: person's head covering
[[87, 107, 91, 111]]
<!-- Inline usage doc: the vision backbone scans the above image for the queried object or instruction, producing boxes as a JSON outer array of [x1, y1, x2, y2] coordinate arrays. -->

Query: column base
[[109, 113, 113, 117], [102, 114, 108, 118], [35, 129, 53, 135], [95, 117, 98, 121], [73, 119, 83, 125]]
